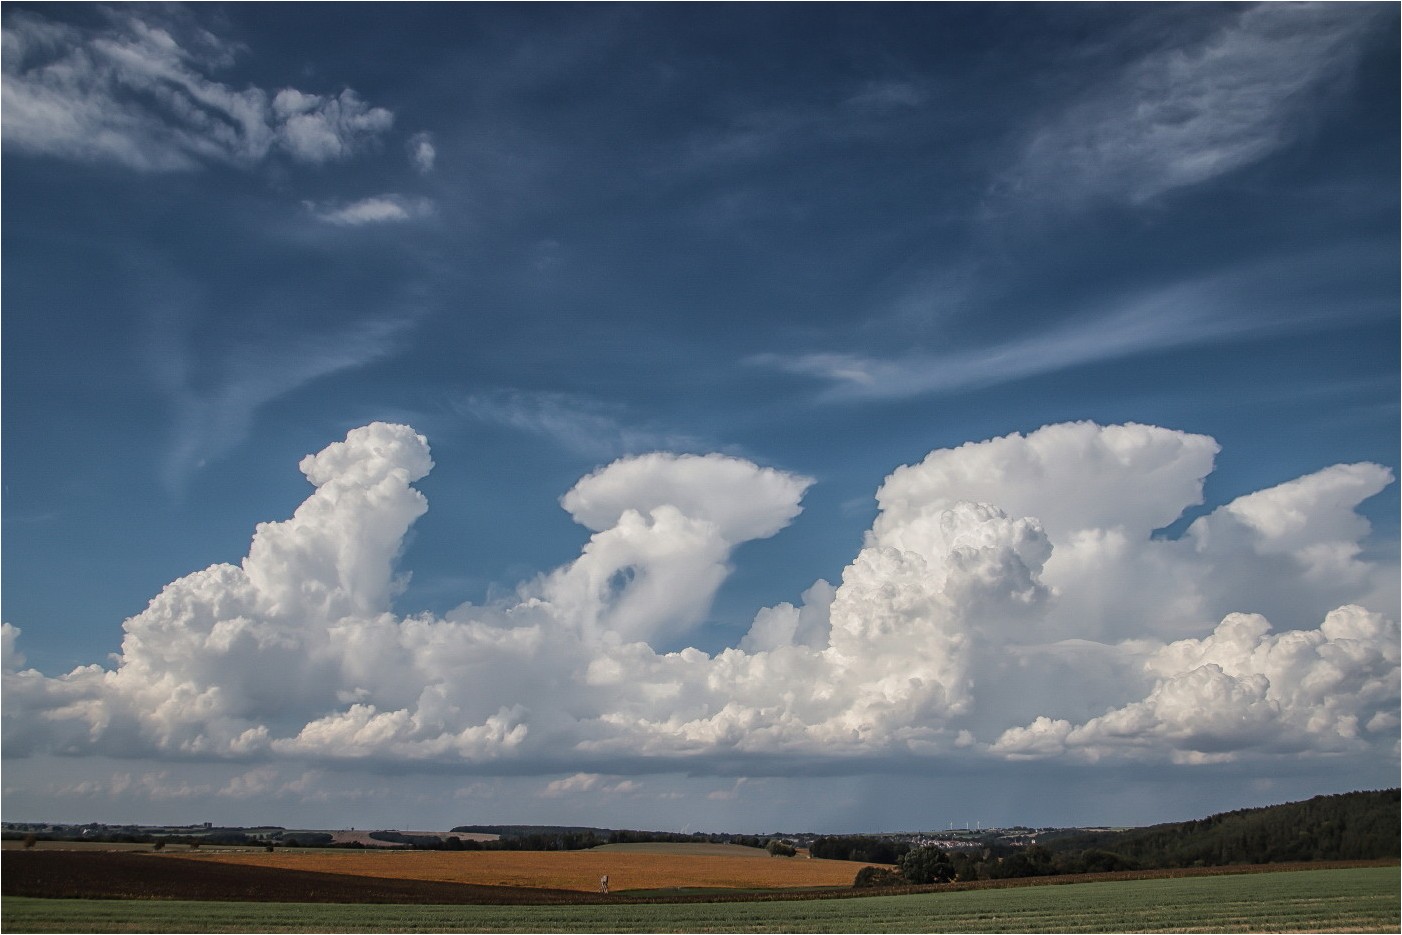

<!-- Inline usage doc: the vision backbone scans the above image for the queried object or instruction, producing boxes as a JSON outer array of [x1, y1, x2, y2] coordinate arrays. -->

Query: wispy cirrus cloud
[[753, 298, 1228, 401], [453, 389, 712, 460], [1, 8, 394, 172], [1001, 3, 1386, 205], [753, 250, 1386, 402], [157, 316, 413, 494], [667, 79, 926, 175]]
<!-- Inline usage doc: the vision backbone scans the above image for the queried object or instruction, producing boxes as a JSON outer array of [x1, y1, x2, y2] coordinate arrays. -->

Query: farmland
[[3, 866, 1397, 932], [176, 843, 874, 891]]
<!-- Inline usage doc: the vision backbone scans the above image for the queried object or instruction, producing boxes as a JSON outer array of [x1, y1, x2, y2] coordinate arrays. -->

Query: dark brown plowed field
[[1, 851, 606, 905]]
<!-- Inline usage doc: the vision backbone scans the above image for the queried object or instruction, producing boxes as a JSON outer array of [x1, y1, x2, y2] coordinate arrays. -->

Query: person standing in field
[[600, 874, 609, 894]]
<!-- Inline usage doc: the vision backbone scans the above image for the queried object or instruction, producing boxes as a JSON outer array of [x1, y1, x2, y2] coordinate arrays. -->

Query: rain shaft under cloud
[[5, 421, 1396, 776]]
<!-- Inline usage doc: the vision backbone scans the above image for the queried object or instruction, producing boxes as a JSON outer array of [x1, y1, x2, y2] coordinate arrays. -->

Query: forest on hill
[[824, 789, 1398, 885], [1041, 788, 1399, 868]]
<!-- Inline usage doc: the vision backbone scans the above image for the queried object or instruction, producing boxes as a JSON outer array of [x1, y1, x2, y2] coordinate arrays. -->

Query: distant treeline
[[833, 789, 1400, 886], [2, 828, 278, 847], [809, 836, 912, 864], [3, 825, 784, 852], [1042, 788, 1399, 868], [821, 835, 1075, 883], [438, 826, 771, 852], [1, 825, 779, 852]]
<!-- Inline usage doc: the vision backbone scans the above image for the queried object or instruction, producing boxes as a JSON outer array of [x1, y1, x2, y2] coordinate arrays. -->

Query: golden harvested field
[[182, 846, 878, 892], [589, 842, 780, 858], [326, 830, 500, 847]]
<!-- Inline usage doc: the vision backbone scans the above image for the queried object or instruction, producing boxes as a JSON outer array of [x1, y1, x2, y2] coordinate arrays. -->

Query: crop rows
[[4, 866, 1397, 933]]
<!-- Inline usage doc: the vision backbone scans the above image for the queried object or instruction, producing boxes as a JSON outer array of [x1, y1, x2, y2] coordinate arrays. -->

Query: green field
[[4, 866, 1397, 933]]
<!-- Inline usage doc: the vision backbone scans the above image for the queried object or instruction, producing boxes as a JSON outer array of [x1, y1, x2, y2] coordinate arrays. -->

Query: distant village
[[2, 820, 1117, 851]]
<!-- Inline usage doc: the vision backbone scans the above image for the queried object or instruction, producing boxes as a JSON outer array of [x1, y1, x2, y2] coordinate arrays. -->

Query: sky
[[2, 3, 1398, 835]]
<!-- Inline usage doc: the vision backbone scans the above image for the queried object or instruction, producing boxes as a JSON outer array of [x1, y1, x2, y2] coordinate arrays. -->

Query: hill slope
[[1044, 789, 1399, 867]]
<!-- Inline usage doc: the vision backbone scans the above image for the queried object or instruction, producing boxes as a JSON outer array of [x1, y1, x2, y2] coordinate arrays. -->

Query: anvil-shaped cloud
[[4, 422, 1397, 773]]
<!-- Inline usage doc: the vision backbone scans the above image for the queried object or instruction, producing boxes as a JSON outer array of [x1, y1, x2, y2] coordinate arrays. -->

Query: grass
[[3, 866, 1397, 933]]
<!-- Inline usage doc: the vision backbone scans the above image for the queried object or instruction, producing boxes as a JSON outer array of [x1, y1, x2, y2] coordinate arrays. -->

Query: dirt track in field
[[177, 847, 875, 892]]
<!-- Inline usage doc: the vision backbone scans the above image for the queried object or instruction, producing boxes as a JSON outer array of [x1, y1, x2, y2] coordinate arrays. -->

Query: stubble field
[[176, 845, 874, 892]]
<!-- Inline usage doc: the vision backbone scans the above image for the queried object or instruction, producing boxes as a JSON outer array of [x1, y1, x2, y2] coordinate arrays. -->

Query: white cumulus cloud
[[408, 131, 436, 174], [995, 605, 1400, 763], [308, 194, 435, 226], [3, 421, 1395, 779]]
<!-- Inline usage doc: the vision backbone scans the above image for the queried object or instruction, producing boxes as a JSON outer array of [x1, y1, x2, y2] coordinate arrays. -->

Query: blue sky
[[3, 3, 1398, 833]]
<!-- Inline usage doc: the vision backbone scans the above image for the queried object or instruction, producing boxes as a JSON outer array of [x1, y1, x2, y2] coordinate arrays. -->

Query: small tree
[[152, 840, 166, 851], [22, 834, 37, 849], [898, 845, 955, 884], [766, 839, 797, 857]]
